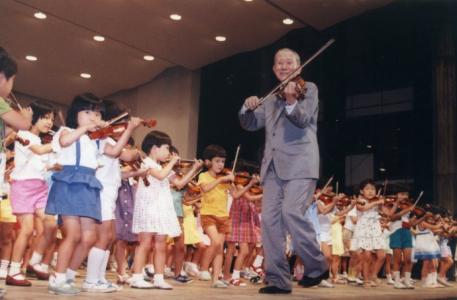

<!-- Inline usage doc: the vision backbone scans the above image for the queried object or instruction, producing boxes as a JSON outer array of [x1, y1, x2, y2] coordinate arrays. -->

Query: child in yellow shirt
[[197, 145, 235, 288]]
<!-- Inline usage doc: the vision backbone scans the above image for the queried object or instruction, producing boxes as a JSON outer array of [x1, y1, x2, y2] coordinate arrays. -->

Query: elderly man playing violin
[[239, 48, 328, 294]]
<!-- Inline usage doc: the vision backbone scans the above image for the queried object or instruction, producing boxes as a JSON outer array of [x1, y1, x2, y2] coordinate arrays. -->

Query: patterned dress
[[131, 158, 181, 237], [226, 197, 260, 243], [351, 199, 385, 251], [115, 180, 137, 242]]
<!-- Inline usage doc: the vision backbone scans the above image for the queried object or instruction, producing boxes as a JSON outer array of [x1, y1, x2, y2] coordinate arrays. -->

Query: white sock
[[180, 269, 187, 276], [0, 260, 9, 272], [431, 272, 438, 284], [154, 273, 164, 284], [190, 262, 198, 269], [253, 255, 264, 268], [29, 252, 43, 266], [55, 272, 67, 285], [425, 273, 432, 285], [99, 250, 110, 282], [386, 273, 392, 280], [232, 270, 240, 280], [66, 268, 78, 281], [8, 261, 21, 276], [393, 271, 401, 283], [404, 272, 411, 284], [40, 263, 49, 272], [86, 247, 105, 283]]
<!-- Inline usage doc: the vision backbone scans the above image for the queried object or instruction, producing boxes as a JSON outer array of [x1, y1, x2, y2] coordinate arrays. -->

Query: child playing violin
[[315, 187, 336, 288], [413, 210, 443, 288], [383, 187, 416, 289], [197, 144, 236, 288], [223, 170, 262, 286], [168, 145, 203, 283], [81, 100, 142, 293], [351, 179, 386, 288], [114, 138, 148, 285], [330, 195, 356, 285], [6, 101, 55, 287]]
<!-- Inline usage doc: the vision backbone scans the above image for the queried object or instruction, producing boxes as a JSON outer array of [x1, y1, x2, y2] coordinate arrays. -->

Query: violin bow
[[188, 163, 204, 182], [412, 191, 424, 208], [382, 179, 388, 196], [231, 144, 241, 174], [315, 176, 334, 199], [106, 112, 129, 127], [57, 109, 66, 127], [255, 39, 335, 109], [8, 92, 23, 110], [335, 181, 339, 195]]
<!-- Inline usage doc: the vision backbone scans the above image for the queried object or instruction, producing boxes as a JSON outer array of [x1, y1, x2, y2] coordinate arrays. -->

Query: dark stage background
[[197, 0, 457, 207]]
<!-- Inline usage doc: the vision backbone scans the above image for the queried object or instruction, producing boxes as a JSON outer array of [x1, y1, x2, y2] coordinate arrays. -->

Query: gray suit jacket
[[239, 82, 319, 182]]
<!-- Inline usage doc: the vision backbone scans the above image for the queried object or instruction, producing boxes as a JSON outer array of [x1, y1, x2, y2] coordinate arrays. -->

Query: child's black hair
[[0, 47, 18, 80], [359, 178, 376, 192], [141, 130, 172, 154], [170, 145, 179, 155], [202, 144, 227, 161], [102, 99, 127, 121], [65, 93, 104, 129], [30, 101, 54, 125]]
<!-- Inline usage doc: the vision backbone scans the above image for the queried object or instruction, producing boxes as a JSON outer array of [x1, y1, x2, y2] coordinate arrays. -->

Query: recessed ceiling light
[[170, 14, 182, 21], [93, 35, 105, 42], [80, 73, 91, 79], [215, 36, 227, 42], [34, 12, 47, 19], [25, 55, 38, 62], [244, 0, 254, 2], [283, 18, 294, 25], [379, 168, 386, 172], [366, 144, 372, 149], [143, 55, 155, 61]]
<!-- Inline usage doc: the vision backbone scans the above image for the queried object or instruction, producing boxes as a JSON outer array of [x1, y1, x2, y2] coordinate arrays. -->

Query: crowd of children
[[0, 46, 456, 299]]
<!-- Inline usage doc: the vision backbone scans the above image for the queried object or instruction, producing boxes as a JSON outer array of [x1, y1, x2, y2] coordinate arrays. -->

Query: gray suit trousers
[[261, 164, 327, 290]]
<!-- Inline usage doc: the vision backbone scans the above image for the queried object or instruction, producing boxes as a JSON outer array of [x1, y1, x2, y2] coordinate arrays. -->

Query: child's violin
[[122, 159, 150, 186], [89, 119, 157, 140], [40, 130, 56, 144], [336, 195, 351, 206], [384, 195, 396, 205], [249, 185, 263, 195], [187, 181, 201, 196], [234, 171, 251, 186], [15, 136, 29, 146], [216, 168, 232, 178], [317, 192, 335, 205]]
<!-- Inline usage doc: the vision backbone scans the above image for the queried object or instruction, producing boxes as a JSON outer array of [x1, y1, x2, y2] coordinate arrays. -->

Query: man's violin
[[276, 76, 307, 101]]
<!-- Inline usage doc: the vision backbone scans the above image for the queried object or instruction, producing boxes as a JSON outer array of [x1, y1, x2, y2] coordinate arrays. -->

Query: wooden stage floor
[[4, 275, 457, 300]]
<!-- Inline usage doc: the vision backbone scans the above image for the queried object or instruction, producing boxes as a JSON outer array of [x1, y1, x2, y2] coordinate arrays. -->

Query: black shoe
[[298, 270, 329, 288], [259, 286, 291, 294]]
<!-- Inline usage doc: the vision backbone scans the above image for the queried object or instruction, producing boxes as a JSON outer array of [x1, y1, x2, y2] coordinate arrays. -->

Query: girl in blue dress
[[45, 93, 105, 295]]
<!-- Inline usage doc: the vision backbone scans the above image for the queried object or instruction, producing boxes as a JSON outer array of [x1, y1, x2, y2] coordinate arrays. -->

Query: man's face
[[272, 50, 299, 81]]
